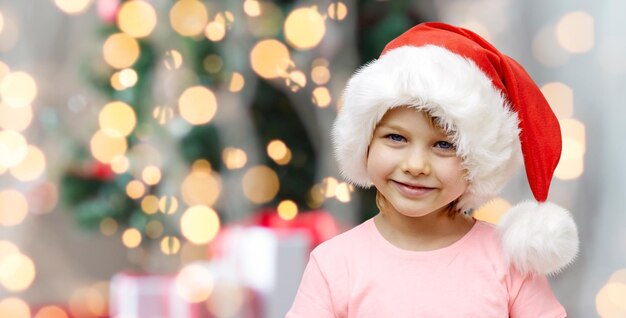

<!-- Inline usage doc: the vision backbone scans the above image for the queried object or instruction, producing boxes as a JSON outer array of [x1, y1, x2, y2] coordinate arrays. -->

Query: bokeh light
[[110, 72, 125, 91], [141, 195, 159, 215], [278, 200, 298, 220], [35, 306, 69, 318], [170, 0, 209, 37], [244, 0, 261, 17], [597, 280, 626, 317], [145, 220, 164, 238], [203, 54, 223, 73], [556, 11, 594, 53], [0, 189, 28, 226], [102, 33, 140, 69], [560, 119, 586, 155], [0, 102, 33, 131], [473, 197, 512, 224], [0, 253, 36, 292], [242, 165, 280, 203], [142, 165, 161, 185], [229, 72, 245, 92], [54, 0, 93, 15], [606, 282, 626, 311], [554, 156, 584, 181], [117, 0, 157, 38], [321, 176, 338, 198], [311, 63, 330, 85], [100, 217, 118, 236], [250, 39, 292, 79], [90, 129, 128, 164], [0, 71, 37, 108], [335, 182, 352, 203], [541, 82, 573, 119], [0, 297, 30, 318], [180, 206, 221, 244], [205, 21, 226, 42], [267, 139, 288, 161], [0, 129, 28, 167], [159, 195, 179, 214], [178, 86, 218, 125], [153, 106, 175, 125], [308, 182, 324, 207], [555, 146, 584, 181], [327, 2, 348, 20], [181, 167, 221, 207], [122, 228, 142, 248], [126, 179, 145, 199], [99, 101, 137, 137], [163, 49, 183, 70], [160, 236, 181, 255], [286, 70, 307, 92], [192, 158, 212, 172], [284, 7, 326, 50], [9, 145, 46, 182], [175, 263, 214, 302], [68, 286, 107, 318], [110, 155, 130, 174], [222, 147, 247, 169], [312, 86, 332, 108], [555, 118, 586, 180], [274, 148, 292, 165], [118, 68, 138, 88]]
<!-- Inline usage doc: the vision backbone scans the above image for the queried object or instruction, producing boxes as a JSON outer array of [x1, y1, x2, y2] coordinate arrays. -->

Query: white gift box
[[214, 226, 311, 318], [109, 272, 199, 318]]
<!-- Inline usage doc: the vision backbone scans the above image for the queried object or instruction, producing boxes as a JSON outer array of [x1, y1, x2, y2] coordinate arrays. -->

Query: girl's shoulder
[[311, 218, 374, 259], [466, 219, 508, 256]]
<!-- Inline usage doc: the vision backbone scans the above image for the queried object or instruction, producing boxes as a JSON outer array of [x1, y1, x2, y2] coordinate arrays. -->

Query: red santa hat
[[332, 22, 578, 275]]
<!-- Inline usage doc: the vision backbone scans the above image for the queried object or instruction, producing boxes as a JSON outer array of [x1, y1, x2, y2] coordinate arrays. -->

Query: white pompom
[[497, 201, 579, 276]]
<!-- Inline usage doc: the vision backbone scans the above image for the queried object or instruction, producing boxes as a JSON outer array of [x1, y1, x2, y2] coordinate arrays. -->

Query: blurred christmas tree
[[59, 0, 425, 260]]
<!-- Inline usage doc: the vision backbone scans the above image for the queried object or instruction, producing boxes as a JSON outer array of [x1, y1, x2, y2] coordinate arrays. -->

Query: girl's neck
[[373, 206, 475, 252]]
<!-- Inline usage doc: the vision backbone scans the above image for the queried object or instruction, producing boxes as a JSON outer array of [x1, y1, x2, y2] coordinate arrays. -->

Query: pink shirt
[[287, 218, 566, 318]]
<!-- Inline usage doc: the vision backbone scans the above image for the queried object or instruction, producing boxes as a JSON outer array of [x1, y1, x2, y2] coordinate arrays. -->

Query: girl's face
[[366, 107, 468, 218]]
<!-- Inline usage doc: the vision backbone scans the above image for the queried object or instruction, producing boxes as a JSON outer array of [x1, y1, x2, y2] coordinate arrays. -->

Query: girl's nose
[[401, 148, 431, 176]]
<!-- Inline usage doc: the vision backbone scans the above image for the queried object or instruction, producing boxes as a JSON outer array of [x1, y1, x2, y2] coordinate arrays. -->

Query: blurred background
[[0, 0, 624, 317]]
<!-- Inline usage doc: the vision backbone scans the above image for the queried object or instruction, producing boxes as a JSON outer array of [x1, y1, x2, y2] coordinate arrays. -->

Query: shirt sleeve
[[508, 269, 567, 318], [285, 253, 336, 318]]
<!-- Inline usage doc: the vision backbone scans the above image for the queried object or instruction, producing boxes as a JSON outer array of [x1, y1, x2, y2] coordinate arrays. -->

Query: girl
[[286, 22, 578, 317]]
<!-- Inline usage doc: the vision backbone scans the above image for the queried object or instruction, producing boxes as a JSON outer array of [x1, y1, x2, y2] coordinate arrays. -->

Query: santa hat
[[332, 22, 578, 275]]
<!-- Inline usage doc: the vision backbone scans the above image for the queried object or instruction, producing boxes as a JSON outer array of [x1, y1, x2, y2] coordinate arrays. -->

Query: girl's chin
[[388, 202, 450, 218]]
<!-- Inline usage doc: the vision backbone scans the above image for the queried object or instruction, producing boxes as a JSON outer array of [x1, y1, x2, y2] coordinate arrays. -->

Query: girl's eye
[[434, 141, 455, 150], [385, 134, 406, 142]]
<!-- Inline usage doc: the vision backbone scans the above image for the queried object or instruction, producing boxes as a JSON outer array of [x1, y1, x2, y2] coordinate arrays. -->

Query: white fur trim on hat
[[332, 45, 522, 211], [497, 201, 579, 275]]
